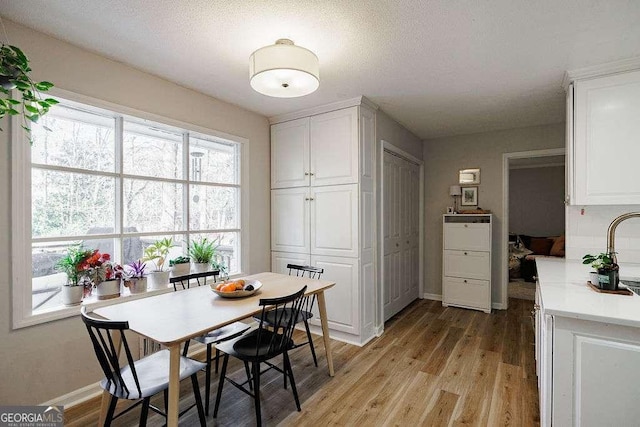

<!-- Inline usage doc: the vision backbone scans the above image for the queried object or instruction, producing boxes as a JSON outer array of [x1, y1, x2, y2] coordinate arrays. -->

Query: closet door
[[383, 152, 420, 321]]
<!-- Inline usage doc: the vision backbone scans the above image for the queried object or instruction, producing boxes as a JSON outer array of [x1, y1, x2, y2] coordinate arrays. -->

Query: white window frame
[[11, 88, 250, 329]]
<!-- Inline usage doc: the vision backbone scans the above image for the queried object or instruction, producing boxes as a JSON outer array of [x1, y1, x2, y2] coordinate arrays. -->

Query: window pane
[[32, 238, 118, 312], [31, 105, 115, 172], [190, 232, 239, 274], [189, 185, 238, 230], [124, 122, 183, 179], [123, 234, 185, 267], [124, 178, 183, 232], [32, 169, 115, 238], [190, 136, 239, 184]]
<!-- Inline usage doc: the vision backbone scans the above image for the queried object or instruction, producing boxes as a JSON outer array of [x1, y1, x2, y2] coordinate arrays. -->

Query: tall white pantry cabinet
[[270, 100, 377, 345]]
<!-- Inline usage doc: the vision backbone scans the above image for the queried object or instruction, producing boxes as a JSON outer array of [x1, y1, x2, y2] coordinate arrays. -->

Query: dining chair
[[179, 274, 252, 415], [214, 286, 308, 427], [257, 264, 323, 367], [80, 307, 206, 427]]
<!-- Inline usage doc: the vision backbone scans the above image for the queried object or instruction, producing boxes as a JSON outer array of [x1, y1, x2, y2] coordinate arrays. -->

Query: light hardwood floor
[[66, 298, 539, 426]]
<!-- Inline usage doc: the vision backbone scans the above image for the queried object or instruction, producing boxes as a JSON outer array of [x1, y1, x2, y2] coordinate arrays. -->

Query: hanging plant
[[0, 43, 58, 142]]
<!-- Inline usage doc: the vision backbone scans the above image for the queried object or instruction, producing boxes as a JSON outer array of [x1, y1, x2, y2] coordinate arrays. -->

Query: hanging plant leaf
[[0, 43, 57, 144]]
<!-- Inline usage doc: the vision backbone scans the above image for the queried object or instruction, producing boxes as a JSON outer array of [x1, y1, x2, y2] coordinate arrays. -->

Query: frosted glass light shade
[[249, 39, 319, 98], [449, 185, 462, 196]]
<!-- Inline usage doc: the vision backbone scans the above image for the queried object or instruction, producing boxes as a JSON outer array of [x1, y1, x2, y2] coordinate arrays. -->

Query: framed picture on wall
[[461, 186, 478, 206]]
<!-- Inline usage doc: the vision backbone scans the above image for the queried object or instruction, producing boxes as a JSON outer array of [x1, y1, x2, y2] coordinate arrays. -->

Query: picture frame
[[460, 186, 478, 206], [459, 168, 480, 185]]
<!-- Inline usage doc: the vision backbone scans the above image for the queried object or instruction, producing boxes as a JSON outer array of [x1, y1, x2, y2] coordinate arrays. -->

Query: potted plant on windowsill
[[94, 261, 124, 300], [169, 256, 191, 276], [142, 237, 174, 290], [123, 260, 147, 294], [583, 252, 619, 291], [55, 244, 94, 306], [188, 238, 218, 273]]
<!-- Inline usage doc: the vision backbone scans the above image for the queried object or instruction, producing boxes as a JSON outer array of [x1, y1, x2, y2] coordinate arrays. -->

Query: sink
[[620, 279, 640, 295]]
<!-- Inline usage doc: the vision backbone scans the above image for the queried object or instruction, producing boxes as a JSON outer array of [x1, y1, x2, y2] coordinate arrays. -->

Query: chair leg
[[304, 318, 318, 367], [104, 395, 118, 427], [205, 344, 213, 416], [284, 353, 288, 389], [215, 348, 220, 373], [191, 374, 206, 427], [252, 361, 262, 427], [163, 389, 168, 414], [213, 353, 230, 418], [182, 339, 190, 357], [284, 351, 301, 411], [139, 397, 150, 427], [244, 361, 253, 391]]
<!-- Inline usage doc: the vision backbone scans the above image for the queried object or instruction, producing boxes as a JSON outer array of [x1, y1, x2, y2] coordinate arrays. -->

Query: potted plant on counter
[[142, 237, 174, 290], [95, 262, 124, 300], [123, 260, 147, 294], [55, 244, 94, 305], [169, 255, 191, 276], [583, 252, 619, 290], [188, 238, 218, 273]]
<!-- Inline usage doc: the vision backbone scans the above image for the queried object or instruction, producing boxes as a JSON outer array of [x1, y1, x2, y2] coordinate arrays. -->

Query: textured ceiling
[[1, 0, 640, 139]]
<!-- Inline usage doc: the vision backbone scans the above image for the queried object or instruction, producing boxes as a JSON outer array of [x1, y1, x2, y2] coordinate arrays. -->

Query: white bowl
[[210, 279, 262, 298]]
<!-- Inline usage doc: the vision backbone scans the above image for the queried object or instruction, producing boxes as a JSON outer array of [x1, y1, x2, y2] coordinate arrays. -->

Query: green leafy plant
[[142, 237, 174, 271], [169, 256, 190, 266], [0, 44, 58, 141], [55, 244, 94, 286], [582, 252, 617, 272], [188, 238, 218, 264]]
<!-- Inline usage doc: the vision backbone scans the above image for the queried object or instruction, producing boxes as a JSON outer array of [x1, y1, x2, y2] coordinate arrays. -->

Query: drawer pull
[[463, 280, 467, 283], [464, 252, 468, 255]]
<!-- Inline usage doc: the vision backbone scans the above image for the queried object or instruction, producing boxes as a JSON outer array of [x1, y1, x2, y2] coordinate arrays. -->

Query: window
[[12, 93, 246, 327]]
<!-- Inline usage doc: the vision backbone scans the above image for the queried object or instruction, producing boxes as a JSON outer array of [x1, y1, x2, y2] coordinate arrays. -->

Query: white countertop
[[536, 257, 640, 328]]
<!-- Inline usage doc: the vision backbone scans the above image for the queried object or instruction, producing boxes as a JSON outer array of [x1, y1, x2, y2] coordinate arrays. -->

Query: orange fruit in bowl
[[235, 281, 244, 290], [215, 283, 225, 291], [221, 284, 237, 293]]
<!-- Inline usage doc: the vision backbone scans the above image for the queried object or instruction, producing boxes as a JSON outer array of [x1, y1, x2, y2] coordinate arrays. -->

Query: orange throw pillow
[[530, 237, 554, 256], [550, 235, 565, 257]]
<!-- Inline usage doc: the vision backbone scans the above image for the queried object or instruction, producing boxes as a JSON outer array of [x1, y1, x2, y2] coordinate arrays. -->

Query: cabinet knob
[[464, 252, 468, 255], [304, 172, 310, 176], [533, 276, 538, 281], [533, 303, 540, 311], [309, 197, 314, 201], [396, 243, 400, 247], [309, 172, 315, 176], [464, 224, 468, 228], [463, 280, 468, 283], [305, 197, 310, 201]]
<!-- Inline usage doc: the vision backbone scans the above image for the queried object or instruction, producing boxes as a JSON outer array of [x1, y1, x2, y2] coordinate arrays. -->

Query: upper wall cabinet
[[567, 67, 640, 205], [271, 107, 359, 189]]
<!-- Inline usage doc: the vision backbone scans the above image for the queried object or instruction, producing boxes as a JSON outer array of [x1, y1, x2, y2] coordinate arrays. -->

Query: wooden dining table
[[93, 272, 335, 427]]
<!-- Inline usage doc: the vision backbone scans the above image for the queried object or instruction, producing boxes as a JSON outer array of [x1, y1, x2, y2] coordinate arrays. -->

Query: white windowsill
[[15, 272, 246, 329]]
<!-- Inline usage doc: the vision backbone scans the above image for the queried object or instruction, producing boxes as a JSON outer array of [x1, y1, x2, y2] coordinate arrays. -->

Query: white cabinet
[[442, 215, 492, 313], [270, 100, 376, 345], [566, 68, 640, 205], [271, 107, 359, 189]]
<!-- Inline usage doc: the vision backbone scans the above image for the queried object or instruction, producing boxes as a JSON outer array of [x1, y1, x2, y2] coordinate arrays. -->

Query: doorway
[[501, 148, 566, 307], [382, 149, 421, 321]]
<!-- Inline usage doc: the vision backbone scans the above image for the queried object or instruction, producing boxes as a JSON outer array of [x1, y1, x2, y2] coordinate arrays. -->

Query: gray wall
[[509, 166, 565, 237], [376, 110, 423, 161], [423, 123, 565, 305], [0, 20, 270, 405]]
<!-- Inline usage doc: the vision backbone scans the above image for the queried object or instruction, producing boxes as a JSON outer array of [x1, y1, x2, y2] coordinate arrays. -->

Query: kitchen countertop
[[536, 257, 640, 328]]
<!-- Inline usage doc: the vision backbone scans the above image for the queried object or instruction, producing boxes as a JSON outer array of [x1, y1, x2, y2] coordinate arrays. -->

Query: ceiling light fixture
[[249, 39, 319, 98]]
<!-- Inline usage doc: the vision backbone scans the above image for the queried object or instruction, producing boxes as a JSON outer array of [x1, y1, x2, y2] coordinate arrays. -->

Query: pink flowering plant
[[78, 250, 111, 286]]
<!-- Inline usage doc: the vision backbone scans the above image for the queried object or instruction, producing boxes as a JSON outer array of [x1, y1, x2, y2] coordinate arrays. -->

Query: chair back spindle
[[81, 307, 142, 399]]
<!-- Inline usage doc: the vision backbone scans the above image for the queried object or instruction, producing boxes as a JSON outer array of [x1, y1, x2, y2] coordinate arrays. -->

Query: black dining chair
[[80, 307, 206, 427], [257, 264, 323, 367], [179, 274, 252, 416], [214, 286, 308, 427]]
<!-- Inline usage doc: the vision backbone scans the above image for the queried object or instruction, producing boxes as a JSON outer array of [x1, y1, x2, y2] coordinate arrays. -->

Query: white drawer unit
[[442, 214, 492, 313]]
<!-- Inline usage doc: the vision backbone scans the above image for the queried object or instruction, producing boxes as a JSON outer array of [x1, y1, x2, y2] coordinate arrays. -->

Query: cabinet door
[[271, 188, 310, 253], [443, 223, 491, 251], [442, 276, 490, 312], [573, 70, 640, 204], [310, 107, 359, 186], [271, 251, 311, 275], [310, 184, 359, 257], [271, 117, 310, 189], [310, 255, 359, 335], [443, 250, 491, 280]]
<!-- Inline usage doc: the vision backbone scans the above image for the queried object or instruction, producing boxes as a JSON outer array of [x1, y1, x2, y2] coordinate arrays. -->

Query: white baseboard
[[308, 324, 368, 347], [41, 382, 102, 408], [423, 292, 442, 301], [492, 302, 507, 310]]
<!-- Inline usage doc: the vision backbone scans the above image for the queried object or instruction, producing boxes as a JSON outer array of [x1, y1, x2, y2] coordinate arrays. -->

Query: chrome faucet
[[607, 212, 640, 264]]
